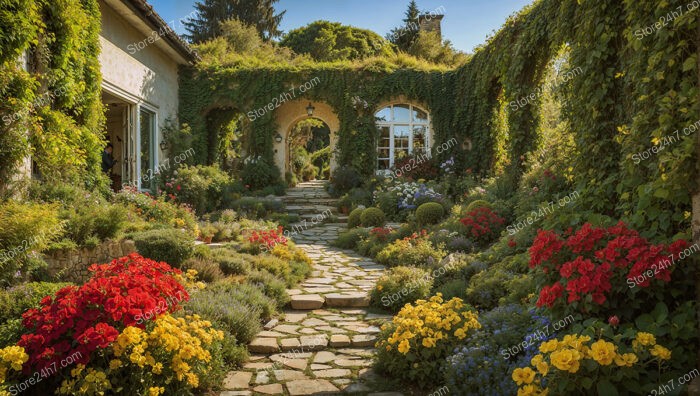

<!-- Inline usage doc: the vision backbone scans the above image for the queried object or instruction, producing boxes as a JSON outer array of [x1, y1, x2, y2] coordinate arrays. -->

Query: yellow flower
[[531, 354, 544, 367], [148, 387, 165, 396], [550, 349, 581, 373], [635, 332, 656, 346], [512, 367, 536, 386], [535, 361, 549, 376], [650, 345, 671, 360], [539, 340, 558, 353], [590, 340, 616, 366], [422, 337, 436, 348], [109, 359, 122, 370], [614, 353, 638, 367], [517, 384, 545, 396], [454, 328, 466, 339], [377, 285, 383, 291], [397, 339, 410, 354]]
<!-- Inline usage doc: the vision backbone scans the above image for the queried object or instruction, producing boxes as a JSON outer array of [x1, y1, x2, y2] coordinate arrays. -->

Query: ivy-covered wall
[[180, 0, 698, 237], [0, 0, 105, 190]]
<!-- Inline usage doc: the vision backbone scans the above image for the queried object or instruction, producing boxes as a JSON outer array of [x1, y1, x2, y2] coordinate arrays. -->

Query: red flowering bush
[[248, 226, 287, 252], [370, 227, 393, 242], [529, 222, 688, 318], [18, 254, 188, 372], [459, 207, 505, 245]]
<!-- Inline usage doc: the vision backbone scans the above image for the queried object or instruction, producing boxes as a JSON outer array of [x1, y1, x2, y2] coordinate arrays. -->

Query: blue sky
[[149, 0, 533, 53]]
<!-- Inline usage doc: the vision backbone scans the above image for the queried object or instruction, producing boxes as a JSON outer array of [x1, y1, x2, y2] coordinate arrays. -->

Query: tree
[[184, 0, 285, 43], [280, 21, 395, 62], [407, 31, 470, 66], [386, 0, 421, 51]]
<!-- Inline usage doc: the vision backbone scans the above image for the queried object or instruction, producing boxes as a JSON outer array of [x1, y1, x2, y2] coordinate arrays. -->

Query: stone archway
[[273, 100, 340, 178]]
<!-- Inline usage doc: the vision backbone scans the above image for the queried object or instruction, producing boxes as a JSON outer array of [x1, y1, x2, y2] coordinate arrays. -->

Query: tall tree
[[386, 0, 421, 51], [184, 0, 285, 43]]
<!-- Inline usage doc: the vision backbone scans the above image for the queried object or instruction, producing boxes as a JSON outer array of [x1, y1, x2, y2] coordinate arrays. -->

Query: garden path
[[219, 183, 401, 396]]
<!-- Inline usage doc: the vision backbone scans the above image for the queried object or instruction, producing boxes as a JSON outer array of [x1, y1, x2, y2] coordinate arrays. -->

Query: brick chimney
[[418, 12, 444, 39]]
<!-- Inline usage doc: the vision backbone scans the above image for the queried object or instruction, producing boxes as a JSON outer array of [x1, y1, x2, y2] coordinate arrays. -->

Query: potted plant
[[199, 223, 216, 244]]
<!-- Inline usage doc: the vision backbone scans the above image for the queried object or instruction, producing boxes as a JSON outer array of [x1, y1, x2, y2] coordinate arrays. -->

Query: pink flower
[[608, 315, 619, 327]]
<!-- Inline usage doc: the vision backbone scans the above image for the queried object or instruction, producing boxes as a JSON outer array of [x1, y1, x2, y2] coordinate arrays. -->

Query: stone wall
[[43, 239, 136, 283]]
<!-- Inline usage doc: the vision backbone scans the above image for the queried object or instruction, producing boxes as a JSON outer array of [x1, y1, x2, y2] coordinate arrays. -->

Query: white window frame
[[375, 104, 431, 171], [136, 104, 159, 191]]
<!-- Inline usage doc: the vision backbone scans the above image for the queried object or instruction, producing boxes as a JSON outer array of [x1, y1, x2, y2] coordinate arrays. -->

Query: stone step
[[323, 292, 370, 308], [290, 294, 325, 310]]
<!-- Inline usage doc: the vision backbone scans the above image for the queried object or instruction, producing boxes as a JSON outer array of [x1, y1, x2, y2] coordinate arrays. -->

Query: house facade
[[98, 0, 197, 190]]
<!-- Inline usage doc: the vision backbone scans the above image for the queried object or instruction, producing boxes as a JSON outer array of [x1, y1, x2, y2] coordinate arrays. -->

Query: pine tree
[[386, 0, 421, 51], [184, 0, 285, 43]]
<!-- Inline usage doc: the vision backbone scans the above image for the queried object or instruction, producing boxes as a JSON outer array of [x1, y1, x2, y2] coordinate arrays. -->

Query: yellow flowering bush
[[0, 346, 29, 392], [58, 314, 224, 396], [513, 331, 672, 395], [375, 294, 481, 385]]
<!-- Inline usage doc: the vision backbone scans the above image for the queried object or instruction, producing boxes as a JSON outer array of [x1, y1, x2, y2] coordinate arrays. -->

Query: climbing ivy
[[179, 0, 697, 236], [0, 0, 105, 190]]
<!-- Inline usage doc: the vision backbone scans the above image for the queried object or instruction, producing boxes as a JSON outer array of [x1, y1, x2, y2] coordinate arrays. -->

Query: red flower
[[508, 239, 517, 248], [17, 254, 188, 372], [459, 207, 505, 245], [536, 283, 563, 308], [608, 315, 620, 327]]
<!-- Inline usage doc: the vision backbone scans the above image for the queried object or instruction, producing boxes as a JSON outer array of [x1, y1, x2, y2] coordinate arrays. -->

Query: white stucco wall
[[98, 0, 182, 160]]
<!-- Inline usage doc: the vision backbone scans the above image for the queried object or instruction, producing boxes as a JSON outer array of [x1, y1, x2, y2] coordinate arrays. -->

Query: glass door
[[138, 107, 156, 191]]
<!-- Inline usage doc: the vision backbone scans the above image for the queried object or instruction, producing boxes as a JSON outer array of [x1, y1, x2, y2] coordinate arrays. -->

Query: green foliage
[[415, 202, 445, 225], [241, 156, 281, 191], [0, 201, 63, 285], [281, 20, 395, 61], [167, 165, 232, 214], [0, 281, 72, 324], [386, 0, 421, 51], [370, 266, 432, 312], [211, 249, 252, 276], [184, 280, 275, 344], [375, 237, 446, 268], [360, 207, 386, 227], [182, 257, 225, 283], [407, 31, 469, 67], [229, 196, 284, 218], [184, 0, 285, 42], [0, 0, 105, 188], [247, 269, 289, 308], [132, 229, 195, 267], [329, 166, 363, 197], [347, 207, 364, 228], [332, 228, 369, 249], [465, 200, 492, 212]]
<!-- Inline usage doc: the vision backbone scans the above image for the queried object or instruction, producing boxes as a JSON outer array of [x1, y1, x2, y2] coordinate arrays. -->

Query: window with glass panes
[[375, 104, 430, 170]]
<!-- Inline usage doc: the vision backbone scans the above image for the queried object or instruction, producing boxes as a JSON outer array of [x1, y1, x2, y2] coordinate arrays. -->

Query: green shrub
[[332, 228, 369, 249], [375, 238, 446, 268], [247, 270, 289, 308], [59, 202, 128, 247], [0, 282, 72, 324], [370, 266, 432, 312], [211, 249, 252, 276], [218, 335, 249, 367], [435, 278, 468, 301], [415, 202, 445, 225], [465, 261, 514, 310], [250, 255, 291, 284], [229, 197, 284, 218], [182, 257, 225, 283], [328, 166, 362, 197], [267, 213, 300, 228], [132, 229, 195, 267], [465, 199, 492, 212], [347, 207, 364, 228], [338, 188, 372, 211], [375, 190, 401, 220], [0, 319, 23, 347], [241, 156, 280, 191], [184, 281, 275, 344], [0, 202, 63, 285], [165, 165, 232, 214], [360, 207, 386, 227], [192, 244, 213, 259]]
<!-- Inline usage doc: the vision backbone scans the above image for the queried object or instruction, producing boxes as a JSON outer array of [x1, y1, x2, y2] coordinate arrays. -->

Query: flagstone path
[[219, 182, 403, 396]]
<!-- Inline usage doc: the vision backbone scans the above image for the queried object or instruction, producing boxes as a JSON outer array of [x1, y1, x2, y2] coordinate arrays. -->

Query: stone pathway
[[219, 222, 402, 395]]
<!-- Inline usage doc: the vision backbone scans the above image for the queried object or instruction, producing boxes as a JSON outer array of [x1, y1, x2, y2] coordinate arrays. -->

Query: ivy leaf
[[597, 380, 618, 396], [682, 55, 696, 72]]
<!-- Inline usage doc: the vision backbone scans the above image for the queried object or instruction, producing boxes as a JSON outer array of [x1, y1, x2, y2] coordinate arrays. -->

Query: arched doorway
[[287, 117, 331, 183], [272, 100, 340, 184]]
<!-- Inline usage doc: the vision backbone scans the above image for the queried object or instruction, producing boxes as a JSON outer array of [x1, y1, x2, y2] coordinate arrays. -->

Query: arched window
[[375, 104, 430, 170]]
